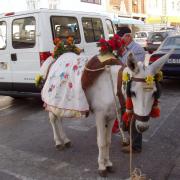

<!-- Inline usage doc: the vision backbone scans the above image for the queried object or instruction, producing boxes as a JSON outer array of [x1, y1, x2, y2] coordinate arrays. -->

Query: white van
[[0, 9, 114, 97]]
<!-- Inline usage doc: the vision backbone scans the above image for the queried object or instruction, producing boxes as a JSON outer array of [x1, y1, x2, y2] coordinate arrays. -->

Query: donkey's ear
[[126, 52, 139, 74], [147, 49, 174, 75]]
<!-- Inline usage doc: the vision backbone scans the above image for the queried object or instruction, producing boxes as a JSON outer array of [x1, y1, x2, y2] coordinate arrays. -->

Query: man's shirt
[[120, 41, 145, 64]]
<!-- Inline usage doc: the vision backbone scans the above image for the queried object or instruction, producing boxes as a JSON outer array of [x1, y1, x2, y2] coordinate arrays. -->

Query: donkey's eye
[[131, 91, 136, 97]]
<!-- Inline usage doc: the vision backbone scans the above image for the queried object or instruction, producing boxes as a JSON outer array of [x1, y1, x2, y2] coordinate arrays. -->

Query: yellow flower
[[35, 74, 43, 87], [122, 72, 129, 82], [145, 75, 154, 85], [156, 71, 163, 81]]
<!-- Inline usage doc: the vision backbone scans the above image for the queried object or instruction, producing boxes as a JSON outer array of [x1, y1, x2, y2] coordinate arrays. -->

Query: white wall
[[146, 0, 163, 16], [166, 0, 180, 16]]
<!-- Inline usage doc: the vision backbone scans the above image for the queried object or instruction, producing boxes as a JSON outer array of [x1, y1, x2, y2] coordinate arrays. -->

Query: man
[[117, 26, 146, 153], [117, 26, 145, 64]]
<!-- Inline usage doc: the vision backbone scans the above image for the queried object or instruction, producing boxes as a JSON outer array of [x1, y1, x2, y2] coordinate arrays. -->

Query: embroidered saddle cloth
[[41, 52, 89, 118]]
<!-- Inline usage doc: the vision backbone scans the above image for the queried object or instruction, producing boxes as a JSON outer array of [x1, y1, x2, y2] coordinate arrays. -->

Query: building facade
[[146, 0, 180, 25], [26, 0, 107, 13], [107, 0, 147, 20]]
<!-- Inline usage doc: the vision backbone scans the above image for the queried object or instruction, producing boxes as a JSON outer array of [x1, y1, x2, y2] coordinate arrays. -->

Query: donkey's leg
[[105, 119, 115, 172], [95, 112, 107, 176], [58, 118, 71, 148], [49, 112, 64, 150]]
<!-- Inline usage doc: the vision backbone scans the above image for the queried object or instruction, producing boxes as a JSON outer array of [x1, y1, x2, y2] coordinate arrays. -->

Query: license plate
[[167, 59, 180, 64], [153, 41, 161, 44]]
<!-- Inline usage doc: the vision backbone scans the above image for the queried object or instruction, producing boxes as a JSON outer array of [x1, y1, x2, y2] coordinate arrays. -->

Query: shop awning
[[112, 17, 144, 25], [146, 17, 161, 24], [146, 16, 180, 24]]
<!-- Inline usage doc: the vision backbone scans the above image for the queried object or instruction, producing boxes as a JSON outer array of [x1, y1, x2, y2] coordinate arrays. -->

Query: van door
[[81, 17, 105, 57], [0, 20, 13, 92], [10, 14, 39, 92]]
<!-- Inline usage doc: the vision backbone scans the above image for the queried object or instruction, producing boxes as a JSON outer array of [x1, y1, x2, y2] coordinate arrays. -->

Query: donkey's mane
[[81, 55, 124, 91]]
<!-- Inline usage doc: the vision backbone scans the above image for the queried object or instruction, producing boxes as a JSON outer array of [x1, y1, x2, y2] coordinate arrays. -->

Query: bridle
[[124, 77, 161, 122]]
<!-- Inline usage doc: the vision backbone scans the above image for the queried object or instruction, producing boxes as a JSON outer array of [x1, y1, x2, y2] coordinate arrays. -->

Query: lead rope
[[106, 65, 127, 143], [129, 115, 147, 180]]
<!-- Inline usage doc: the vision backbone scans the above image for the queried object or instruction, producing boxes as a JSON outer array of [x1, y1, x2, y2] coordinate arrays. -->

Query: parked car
[[149, 35, 180, 78], [134, 31, 151, 50], [146, 30, 176, 54]]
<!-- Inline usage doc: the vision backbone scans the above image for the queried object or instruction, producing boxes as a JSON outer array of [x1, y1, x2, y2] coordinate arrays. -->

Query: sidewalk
[[0, 96, 13, 109]]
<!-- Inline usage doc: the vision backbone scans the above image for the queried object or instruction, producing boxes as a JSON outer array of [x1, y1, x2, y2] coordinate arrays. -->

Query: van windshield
[[51, 16, 81, 44]]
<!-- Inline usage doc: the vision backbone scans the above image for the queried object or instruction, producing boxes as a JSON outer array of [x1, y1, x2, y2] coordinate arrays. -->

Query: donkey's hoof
[[98, 170, 107, 177], [106, 166, 115, 173], [55, 144, 64, 151], [65, 141, 72, 148]]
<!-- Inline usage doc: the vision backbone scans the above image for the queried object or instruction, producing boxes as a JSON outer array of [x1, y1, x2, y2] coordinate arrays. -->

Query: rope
[[106, 65, 127, 143], [129, 116, 148, 180], [84, 66, 105, 72]]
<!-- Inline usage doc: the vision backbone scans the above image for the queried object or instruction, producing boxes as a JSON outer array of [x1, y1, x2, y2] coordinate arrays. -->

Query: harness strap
[[134, 113, 150, 122], [44, 60, 56, 82], [117, 66, 126, 110]]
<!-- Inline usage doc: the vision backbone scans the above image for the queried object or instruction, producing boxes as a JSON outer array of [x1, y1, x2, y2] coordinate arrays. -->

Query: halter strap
[[117, 66, 126, 110], [131, 77, 146, 83]]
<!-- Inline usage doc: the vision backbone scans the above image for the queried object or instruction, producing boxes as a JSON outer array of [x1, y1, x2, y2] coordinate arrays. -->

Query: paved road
[[0, 79, 180, 180]]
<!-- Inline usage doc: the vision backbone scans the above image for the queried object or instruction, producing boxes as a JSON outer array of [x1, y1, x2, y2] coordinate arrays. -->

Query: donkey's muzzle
[[136, 123, 149, 133], [134, 114, 150, 133]]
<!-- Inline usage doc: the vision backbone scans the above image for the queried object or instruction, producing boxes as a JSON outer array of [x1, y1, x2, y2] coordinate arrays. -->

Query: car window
[[148, 32, 168, 42], [82, 17, 104, 43], [0, 21, 6, 49], [105, 19, 114, 38], [135, 32, 148, 38], [161, 36, 180, 49], [51, 16, 81, 44]]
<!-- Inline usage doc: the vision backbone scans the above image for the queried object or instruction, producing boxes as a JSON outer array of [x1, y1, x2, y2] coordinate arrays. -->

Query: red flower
[[66, 63, 70, 67], [98, 38, 107, 44], [108, 39, 116, 50], [68, 82, 73, 88], [100, 45, 109, 53], [64, 74, 69, 79], [73, 65, 78, 71]]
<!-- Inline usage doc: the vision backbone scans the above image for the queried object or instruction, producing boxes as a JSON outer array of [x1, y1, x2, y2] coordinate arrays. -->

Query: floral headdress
[[97, 34, 126, 57], [52, 36, 82, 59]]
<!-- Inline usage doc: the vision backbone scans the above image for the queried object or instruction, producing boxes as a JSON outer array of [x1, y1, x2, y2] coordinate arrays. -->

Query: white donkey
[[41, 50, 172, 177]]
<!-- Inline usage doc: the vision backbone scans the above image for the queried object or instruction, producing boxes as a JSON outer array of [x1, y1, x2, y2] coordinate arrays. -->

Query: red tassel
[[112, 119, 119, 133], [150, 107, 160, 118], [126, 97, 133, 110], [150, 99, 160, 118], [122, 112, 132, 127]]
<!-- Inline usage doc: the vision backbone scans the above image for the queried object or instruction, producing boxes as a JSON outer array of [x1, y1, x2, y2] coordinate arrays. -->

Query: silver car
[[134, 31, 151, 50]]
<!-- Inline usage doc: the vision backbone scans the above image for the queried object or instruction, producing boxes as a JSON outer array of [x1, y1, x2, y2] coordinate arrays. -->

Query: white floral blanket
[[41, 52, 89, 114]]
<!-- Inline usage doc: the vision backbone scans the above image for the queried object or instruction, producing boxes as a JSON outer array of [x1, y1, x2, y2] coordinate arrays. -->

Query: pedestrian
[[117, 26, 146, 153]]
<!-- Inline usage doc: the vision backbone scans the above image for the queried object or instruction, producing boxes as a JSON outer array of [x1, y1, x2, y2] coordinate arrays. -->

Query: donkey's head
[[122, 50, 173, 133]]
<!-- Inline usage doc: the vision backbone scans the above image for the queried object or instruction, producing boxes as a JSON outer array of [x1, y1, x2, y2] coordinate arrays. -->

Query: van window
[[82, 17, 104, 42], [105, 19, 114, 38], [51, 16, 81, 44], [12, 17, 36, 49], [135, 32, 147, 38], [0, 21, 6, 49]]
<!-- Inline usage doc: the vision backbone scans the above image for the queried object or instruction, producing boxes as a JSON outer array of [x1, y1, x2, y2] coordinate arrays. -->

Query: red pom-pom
[[112, 119, 119, 133], [126, 97, 133, 110], [150, 107, 160, 118], [122, 112, 132, 126]]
